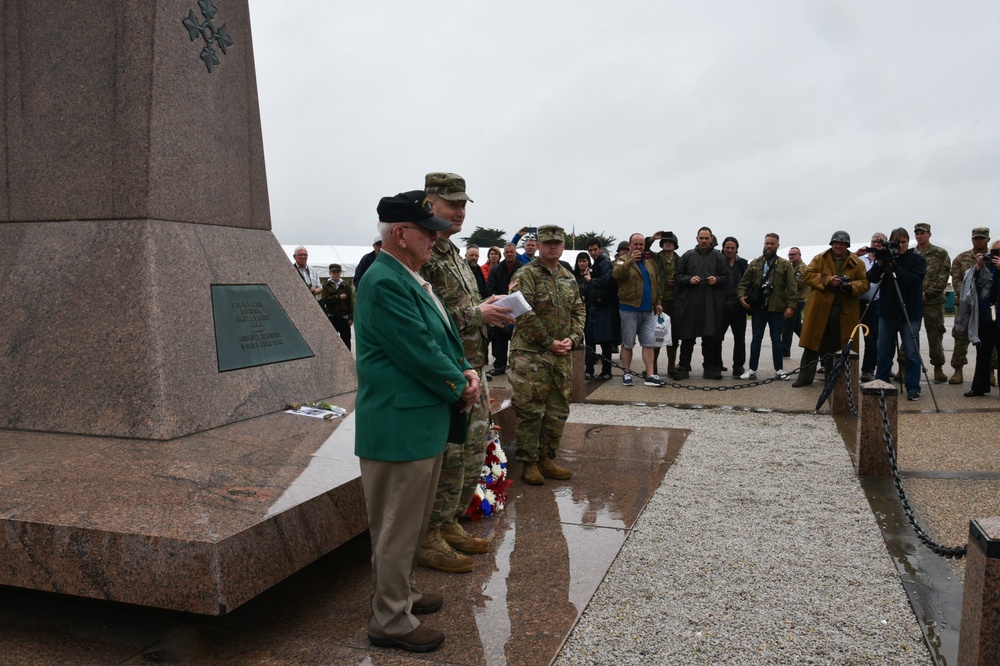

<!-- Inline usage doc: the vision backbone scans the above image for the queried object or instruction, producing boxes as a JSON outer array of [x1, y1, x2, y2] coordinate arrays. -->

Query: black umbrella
[[814, 323, 867, 413]]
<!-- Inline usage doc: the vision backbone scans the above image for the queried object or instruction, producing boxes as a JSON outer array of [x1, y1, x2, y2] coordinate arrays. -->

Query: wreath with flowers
[[466, 425, 513, 520]]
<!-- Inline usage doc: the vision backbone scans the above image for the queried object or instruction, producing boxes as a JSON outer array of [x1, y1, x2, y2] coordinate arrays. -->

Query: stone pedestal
[[0, 1, 361, 613], [831, 353, 859, 415], [959, 518, 1000, 665], [857, 381, 897, 478], [1, 0, 354, 440]]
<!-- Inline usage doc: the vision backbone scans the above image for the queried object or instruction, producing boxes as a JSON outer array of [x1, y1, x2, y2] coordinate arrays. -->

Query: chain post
[[857, 382, 897, 477], [830, 352, 859, 416]]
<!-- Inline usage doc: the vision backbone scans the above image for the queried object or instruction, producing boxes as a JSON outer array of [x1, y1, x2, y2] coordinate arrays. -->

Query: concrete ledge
[[0, 396, 365, 615]]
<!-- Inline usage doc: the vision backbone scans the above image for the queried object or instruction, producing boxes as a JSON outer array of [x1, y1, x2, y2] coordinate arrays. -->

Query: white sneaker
[[622, 374, 633, 386], [775, 370, 789, 381], [644, 374, 665, 387], [740, 370, 756, 380]]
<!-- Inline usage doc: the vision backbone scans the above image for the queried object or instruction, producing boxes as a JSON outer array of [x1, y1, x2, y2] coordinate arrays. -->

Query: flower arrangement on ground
[[466, 425, 513, 520]]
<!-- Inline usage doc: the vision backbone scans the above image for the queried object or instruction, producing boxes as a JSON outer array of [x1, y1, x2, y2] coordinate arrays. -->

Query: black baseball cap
[[376, 190, 451, 230]]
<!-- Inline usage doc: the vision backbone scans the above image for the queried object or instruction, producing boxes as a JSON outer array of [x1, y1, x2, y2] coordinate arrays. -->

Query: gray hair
[[376, 221, 399, 239]]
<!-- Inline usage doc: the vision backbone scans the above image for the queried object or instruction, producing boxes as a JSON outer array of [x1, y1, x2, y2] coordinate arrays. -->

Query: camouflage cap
[[914, 222, 931, 233], [536, 225, 565, 243], [972, 227, 990, 238], [424, 172, 474, 202]]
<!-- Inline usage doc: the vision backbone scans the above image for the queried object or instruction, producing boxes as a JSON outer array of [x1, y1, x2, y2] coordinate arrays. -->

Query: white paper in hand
[[495, 292, 532, 317]]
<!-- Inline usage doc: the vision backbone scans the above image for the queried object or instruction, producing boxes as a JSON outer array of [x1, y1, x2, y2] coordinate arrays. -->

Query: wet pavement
[[1, 323, 998, 664], [0, 421, 686, 665]]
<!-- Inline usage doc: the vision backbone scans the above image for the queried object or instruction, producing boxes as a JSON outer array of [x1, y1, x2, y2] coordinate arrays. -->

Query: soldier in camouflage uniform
[[417, 173, 515, 573], [912, 223, 951, 382], [948, 227, 992, 384], [651, 231, 679, 377], [509, 225, 587, 485]]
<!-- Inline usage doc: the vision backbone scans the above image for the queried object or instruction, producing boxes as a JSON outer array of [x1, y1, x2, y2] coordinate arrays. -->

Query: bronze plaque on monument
[[211, 285, 314, 371]]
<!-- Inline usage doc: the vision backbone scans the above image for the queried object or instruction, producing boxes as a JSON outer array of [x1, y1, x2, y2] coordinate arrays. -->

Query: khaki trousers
[[360, 453, 443, 638]]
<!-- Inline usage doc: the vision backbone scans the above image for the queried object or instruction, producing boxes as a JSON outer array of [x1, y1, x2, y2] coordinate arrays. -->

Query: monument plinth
[[0, 1, 364, 613], [1, 0, 353, 440]]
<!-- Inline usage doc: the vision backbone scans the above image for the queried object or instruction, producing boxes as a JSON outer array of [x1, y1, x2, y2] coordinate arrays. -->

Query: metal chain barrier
[[580, 345, 837, 392], [844, 362, 859, 418], [878, 392, 966, 559]]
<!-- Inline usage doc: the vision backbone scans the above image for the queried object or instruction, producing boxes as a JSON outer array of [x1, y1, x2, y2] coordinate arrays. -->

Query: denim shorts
[[620, 310, 656, 348]]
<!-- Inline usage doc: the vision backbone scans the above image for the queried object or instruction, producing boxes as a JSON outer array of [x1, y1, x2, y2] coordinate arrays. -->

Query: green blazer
[[353, 251, 471, 462]]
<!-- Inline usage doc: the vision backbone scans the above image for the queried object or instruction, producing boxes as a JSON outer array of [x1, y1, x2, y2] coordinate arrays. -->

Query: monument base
[[0, 220, 355, 440], [0, 395, 364, 615]]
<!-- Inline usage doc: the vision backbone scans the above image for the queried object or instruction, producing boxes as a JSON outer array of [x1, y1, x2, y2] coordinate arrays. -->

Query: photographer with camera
[[737, 233, 797, 380], [510, 227, 539, 265], [866, 227, 927, 401], [792, 230, 869, 388], [612, 232, 664, 386], [855, 233, 886, 382]]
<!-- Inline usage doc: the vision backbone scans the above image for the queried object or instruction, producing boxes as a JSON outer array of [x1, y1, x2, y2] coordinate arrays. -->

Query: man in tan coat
[[792, 230, 870, 387]]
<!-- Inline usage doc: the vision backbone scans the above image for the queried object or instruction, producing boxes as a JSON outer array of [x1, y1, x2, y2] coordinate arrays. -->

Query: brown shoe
[[933, 366, 948, 382], [537, 457, 573, 480], [521, 462, 544, 485], [949, 368, 964, 385], [369, 625, 445, 652], [439, 520, 489, 554], [412, 592, 443, 615], [417, 529, 474, 573]]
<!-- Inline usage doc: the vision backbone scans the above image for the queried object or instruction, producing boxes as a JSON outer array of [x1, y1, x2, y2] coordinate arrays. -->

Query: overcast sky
[[248, 1, 1000, 258]]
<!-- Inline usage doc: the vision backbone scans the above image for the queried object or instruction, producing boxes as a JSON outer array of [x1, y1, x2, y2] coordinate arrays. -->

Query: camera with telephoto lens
[[874, 239, 901, 262]]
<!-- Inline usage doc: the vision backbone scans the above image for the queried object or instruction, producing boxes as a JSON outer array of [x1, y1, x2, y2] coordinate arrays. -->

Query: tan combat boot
[[948, 368, 964, 385], [417, 528, 474, 573], [536, 457, 573, 480], [933, 366, 948, 382], [439, 520, 489, 554], [521, 462, 544, 486]]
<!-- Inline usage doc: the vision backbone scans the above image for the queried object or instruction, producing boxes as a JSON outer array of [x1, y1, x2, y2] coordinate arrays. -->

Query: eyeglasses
[[396, 224, 436, 237]]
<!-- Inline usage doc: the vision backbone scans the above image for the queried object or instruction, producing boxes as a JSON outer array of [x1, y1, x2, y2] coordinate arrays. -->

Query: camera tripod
[[859, 258, 940, 411]]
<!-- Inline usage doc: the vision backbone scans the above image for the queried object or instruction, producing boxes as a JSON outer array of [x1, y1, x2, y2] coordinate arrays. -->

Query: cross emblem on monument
[[182, 0, 234, 73]]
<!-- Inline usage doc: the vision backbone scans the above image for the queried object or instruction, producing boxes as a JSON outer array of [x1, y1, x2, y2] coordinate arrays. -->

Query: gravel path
[[556, 404, 931, 666]]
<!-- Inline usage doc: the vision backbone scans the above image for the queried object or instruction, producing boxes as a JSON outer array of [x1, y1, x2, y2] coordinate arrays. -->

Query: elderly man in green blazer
[[355, 190, 481, 653]]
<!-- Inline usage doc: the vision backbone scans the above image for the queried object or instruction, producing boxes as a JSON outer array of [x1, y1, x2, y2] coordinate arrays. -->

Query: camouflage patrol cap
[[536, 225, 565, 243], [914, 222, 931, 233], [424, 172, 474, 202], [972, 227, 990, 238]]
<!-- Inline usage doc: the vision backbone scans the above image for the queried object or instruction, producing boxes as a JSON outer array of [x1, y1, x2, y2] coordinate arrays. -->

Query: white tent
[[283, 244, 594, 279]]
